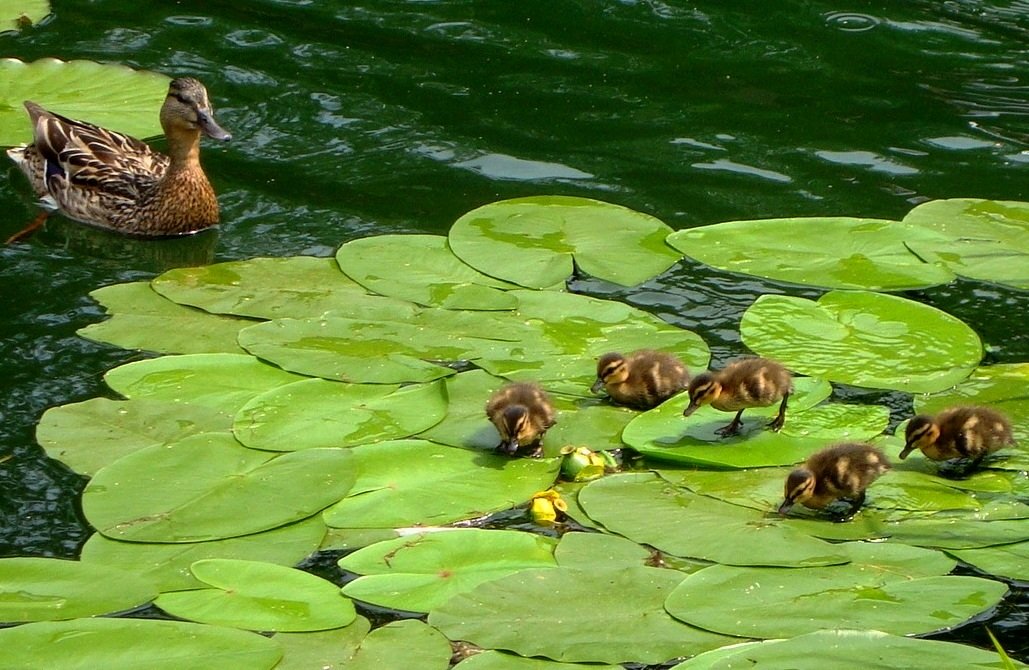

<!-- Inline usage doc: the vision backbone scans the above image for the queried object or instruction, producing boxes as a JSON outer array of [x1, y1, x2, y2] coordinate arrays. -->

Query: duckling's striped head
[[592, 352, 628, 393], [497, 404, 531, 455], [901, 415, 938, 459], [778, 468, 815, 515], [683, 372, 720, 417]]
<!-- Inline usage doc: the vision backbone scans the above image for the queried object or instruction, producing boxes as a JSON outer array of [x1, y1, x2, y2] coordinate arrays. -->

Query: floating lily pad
[[152, 256, 417, 321], [667, 216, 954, 290], [448, 196, 682, 288], [0, 618, 282, 670], [553, 531, 654, 570], [0, 59, 169, 147], [79, 516, 326, 592], [338, 620, 452, 670], [913, 362, 1029, 445], [741, 291, 981, 393], [904, 198, 1029, 289], [339, 529, 558, 613], [948, 541, 1029, 583], [103, 353, 309, 415], [881, 516, 1029, 550], [672, 629, 1023, 670], [322, 439, 559, 528], [234, 378, 447, 451], [155, 559, 355, 632], [1, 1, 48, 32], [78, 282, 250, 355], [337, 234, 521, 310], [430, 566, 731, 665], [0, 557, 157, 623], [83, 433, 355, 543], [454, 651, 623, 670], [665, 543, 1004, 638], [578, 473, 848, 567], [272, 617, 371, 670], [36, 397, 231, 476]]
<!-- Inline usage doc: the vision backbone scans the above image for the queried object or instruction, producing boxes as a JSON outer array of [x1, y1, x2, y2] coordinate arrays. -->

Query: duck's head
[[778, 468, 815, 515], [682, 372, 719, 417], [900, 415, 939, 459], [497, 404, 533, 455], [161, 77, 232, 142], [591, 352, 628, 393]]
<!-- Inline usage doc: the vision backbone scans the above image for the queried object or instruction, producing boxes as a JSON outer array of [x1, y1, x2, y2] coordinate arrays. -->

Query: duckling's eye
[[600, 364, 619, 379]]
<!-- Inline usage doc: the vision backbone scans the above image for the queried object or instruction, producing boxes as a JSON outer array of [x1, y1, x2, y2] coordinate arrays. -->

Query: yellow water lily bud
[[529, 489, 567, 525]]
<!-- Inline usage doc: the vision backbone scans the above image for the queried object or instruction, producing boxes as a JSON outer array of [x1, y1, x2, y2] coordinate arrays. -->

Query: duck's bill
[[898, 444, 915, 460], [682, 402, 699, 417], [589, 379, 605, 394], [777, 500, 793, 516], [198, 110, 232, 141]]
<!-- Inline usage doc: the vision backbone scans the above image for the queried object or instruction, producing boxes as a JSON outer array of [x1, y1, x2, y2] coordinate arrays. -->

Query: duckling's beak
[[590, 378, 605, 394], [197, 109, 232, 142], [682, 401, 700, 418], [777, 500, 793, 516], [898, 443, 915, 460], [500, 438, 520, 455]]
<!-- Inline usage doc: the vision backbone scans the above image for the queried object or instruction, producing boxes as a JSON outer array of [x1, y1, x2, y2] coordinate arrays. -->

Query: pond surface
[[0, 0, 1026, 662]]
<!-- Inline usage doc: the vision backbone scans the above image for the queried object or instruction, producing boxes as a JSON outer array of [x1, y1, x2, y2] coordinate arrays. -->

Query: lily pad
[[578, 473, 848, 567], [665, 543, 1005, 638], [83, 433, 356, 543], [667, 216, 954, 290], [36, 397, 231, 476], [448, 196, 682, 288], [233, 378, 447, 451], [948, 541, 1029, 583], [78, 282, 251, 355], [322, 439, 559, 528], [904, 198, 1029, 289], [673, 629, 1025, 670], [338, 620, 452, 670], [151, 256, 418, 321], [553, 531, 654, 570], [0, 618, 282, 670], [337, 234, 521, 309], [0, 59, 169, 146], [430, 566, 731, 665], [339, 529, 558, 613], [882, 516, 1029, 550], [272, 618, 371, 670], [103, 353, 309, 415], [740, 291, 981, 393], [454, 651, 623, 670], [79, 516, 326, 592], [154, 559, 355, 632], [0, 557, 157, 623]]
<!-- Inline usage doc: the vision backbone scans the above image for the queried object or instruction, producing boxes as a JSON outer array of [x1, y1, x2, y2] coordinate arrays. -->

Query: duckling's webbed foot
[[767, 393, 789, 432], [844, 491, 866, 517], [715, 411, 744, 437]]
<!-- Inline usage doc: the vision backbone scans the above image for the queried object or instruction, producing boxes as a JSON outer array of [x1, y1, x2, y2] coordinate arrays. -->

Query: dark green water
[[1, 0, 1026, 661]]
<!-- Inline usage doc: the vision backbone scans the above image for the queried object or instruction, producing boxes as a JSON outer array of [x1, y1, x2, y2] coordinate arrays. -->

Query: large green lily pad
[[0, 59, 169, 146], [0, 618, 282, 670], [335, 620, 452, 670], [78, 282, 250, 355], [151, 256, 418, 321], [0, 557, 157, 623], [233, 378, 447, 451], [337, 234, 521, 310], [36, 397, 231, 476], [553, 531, 657, 571], [665, 542, 1005, 638], [154, 559, 355, 632], [578, 473, 848, 566], [448, 196, 682, 288], [741, 291, 982, 393], [429, 566, 732, 665], [271, 618, 371, 670], [948, 540, 1029, 582], [322, 439, 559, 528], [672, 629, 1025, 670], [667, 216, 954, 290], [339, 529, 558, 613], [455, 651, 623, 670], [103, 353, 309, 415], [79, 516, 326, 592], [83, 433, 356, 542], [904, 198, 1029, 289]]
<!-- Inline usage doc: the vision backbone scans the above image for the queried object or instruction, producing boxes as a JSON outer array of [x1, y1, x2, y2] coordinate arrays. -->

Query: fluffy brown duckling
[[682, 357, 793, 436], [485, 382, 556, 457], [901, 406, 1015, 473], [591, 349, 690, 410], [779, 442, 890, 518]]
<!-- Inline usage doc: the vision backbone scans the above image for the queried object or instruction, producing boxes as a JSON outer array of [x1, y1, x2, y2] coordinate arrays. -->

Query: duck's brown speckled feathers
[[591, 349, 689, 410], [6, 77, 230, 236], [485, 382, 556, 458], [779, 442, 890, 518], [901, 406, 1015, 470], [682, 357, 793, 436]]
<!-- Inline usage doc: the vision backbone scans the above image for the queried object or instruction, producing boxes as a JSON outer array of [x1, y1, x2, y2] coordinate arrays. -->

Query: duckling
[[485, 382, 556, 457], [6, 77, 230, 240], [778, 442, 890, 518], [682, 357, 792, 436], [901, 406, 1015, 473], [590, 349, 690, 410]]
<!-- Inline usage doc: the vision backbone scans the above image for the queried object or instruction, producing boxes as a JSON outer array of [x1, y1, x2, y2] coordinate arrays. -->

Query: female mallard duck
[[778, 442, 890, 518], [901, 406, 1015, 472], [6, 77, 230, 240], [486, 382, 556, 458], [682, 357, 792, 436], [591, 349, 690, 410]]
